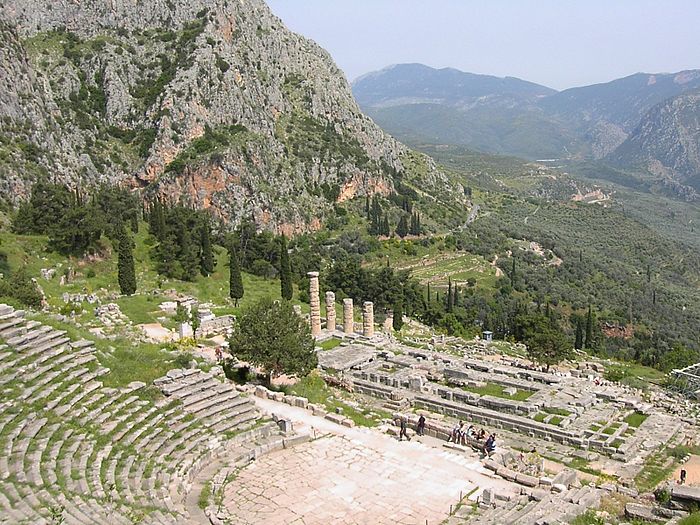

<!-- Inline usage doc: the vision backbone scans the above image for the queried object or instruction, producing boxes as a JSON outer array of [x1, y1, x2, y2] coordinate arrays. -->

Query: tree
[[584, 305, 594, 349], [12, 181, 73, 235], [48, 201, 103, 257], [279, 235, 293, 300], [148, 199, 166, 240], [199, 217, 215, 276], [409, 211, 421, 236], [174, 302, 189, 323], [229, 297, 317, 384], [396, 214, 409, 238], [190, 305, 201, 339], [521, 314, 572, 370], [0, 268, 43, 308], [447, 279, 454, 312], [574, 318, 584, 350], [393, 298, 404, 332], [229, 245, 244, 306], [116, 226, 136, 296]]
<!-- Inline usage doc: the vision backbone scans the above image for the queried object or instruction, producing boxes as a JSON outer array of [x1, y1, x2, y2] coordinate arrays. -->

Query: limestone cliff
[[0, 0, 454, 230]]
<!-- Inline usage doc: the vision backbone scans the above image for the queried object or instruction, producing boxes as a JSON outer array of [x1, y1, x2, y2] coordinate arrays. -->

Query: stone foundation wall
[[195, 315, 235, 338], [414, 394, 589, 449]]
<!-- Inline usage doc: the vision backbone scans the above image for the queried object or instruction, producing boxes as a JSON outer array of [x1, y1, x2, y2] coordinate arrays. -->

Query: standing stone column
[[325, 291, 336, 332], [308, 272, 321, 337], [343, 298, 354, 335], [362, 301, 374, 338]]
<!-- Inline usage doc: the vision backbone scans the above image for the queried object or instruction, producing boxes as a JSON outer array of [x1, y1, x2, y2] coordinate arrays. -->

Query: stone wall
[[195, 315, 235, 338]]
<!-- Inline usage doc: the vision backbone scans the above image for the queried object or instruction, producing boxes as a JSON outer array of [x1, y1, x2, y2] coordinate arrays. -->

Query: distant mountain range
[[353, 64, 700, 199]]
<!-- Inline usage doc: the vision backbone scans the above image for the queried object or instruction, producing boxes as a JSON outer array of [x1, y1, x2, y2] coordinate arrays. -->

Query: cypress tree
[[574, 319, 584, 350], [279, 235, 293, 301], [382, 215, 390, 236], [393, 298, 404, 332], [410, 211, 422, 235], [584, 305, 593, 349], [511, 258, 516, 287], [199, 217, 215, 276], [396, 214, 409, 238], [229, 245, 244, 307], [117, 226, 136, 296], [427, 283, 431, 302], [447, 279, 453, 312]]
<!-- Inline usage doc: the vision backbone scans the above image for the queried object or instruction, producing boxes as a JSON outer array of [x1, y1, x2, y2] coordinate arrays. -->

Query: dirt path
[[491, 255, 504, 277], [673, 455, 700, 486]]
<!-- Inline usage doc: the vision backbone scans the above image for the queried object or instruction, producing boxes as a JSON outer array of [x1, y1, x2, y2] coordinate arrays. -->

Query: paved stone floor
[[221, 398, 518, 525]]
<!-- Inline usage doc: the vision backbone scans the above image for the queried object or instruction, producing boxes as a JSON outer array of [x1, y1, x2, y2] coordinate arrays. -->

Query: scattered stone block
[[515, 473, 539, 487], [325, 413, 345, 425], [552, 469, 577, 488], [617, 486, 639, 498], [481, 488, 494, 505], [625, 503, 665, 523]]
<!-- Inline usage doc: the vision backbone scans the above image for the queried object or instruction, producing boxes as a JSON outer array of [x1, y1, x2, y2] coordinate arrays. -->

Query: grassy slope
[[0, 223, 318, 388]]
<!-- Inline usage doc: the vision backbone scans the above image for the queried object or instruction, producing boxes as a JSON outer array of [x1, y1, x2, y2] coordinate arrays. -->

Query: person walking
[[399, 418, 411, 441], [417, 415, 426, 436]]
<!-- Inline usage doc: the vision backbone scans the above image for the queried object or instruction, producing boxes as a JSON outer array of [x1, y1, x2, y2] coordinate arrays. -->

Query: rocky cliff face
[[0, 0, 452, 231], [609, 90, 700, 201]]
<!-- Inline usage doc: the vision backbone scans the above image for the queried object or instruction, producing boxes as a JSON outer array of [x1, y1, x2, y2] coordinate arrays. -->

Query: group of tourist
[[447, 421, 497, 455], [395, 416, 497, 456]]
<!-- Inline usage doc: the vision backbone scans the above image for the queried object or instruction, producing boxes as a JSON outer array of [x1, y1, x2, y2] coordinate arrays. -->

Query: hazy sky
[[266, 0, 700, 91]]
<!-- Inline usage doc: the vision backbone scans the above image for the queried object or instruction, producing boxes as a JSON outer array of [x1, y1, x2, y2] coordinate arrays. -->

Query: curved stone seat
[[0, 305, 274, 523]]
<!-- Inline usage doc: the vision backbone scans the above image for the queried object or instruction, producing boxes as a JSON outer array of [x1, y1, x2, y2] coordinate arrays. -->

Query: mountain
[[0, 1, 452, 234], [354, 64, 700, 165], [609, 89, 700, 200], [353, 63, 555, 108], [541, 70, 700, 158]]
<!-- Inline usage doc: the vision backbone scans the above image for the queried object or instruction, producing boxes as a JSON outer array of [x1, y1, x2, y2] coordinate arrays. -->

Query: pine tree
[[199, 217, 215, 276], [229, 245, 244, 306], [279, 235, 293, 301], [117, 226, 136, 296], [574, 319, 584, 350], [584, 305, 594, 349], [393, 298, 404, 332]]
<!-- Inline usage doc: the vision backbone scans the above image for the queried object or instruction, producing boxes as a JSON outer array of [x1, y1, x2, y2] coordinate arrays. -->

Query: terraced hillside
[[0, 303, 278, 524]]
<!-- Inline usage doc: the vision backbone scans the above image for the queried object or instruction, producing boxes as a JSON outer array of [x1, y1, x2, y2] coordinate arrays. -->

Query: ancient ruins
[[1, 276, 698, 524]]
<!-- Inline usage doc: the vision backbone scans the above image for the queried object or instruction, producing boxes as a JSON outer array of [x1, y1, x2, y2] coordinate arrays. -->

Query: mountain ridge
[[0, 1, 456, 233], [353, 63, 700, 198]]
